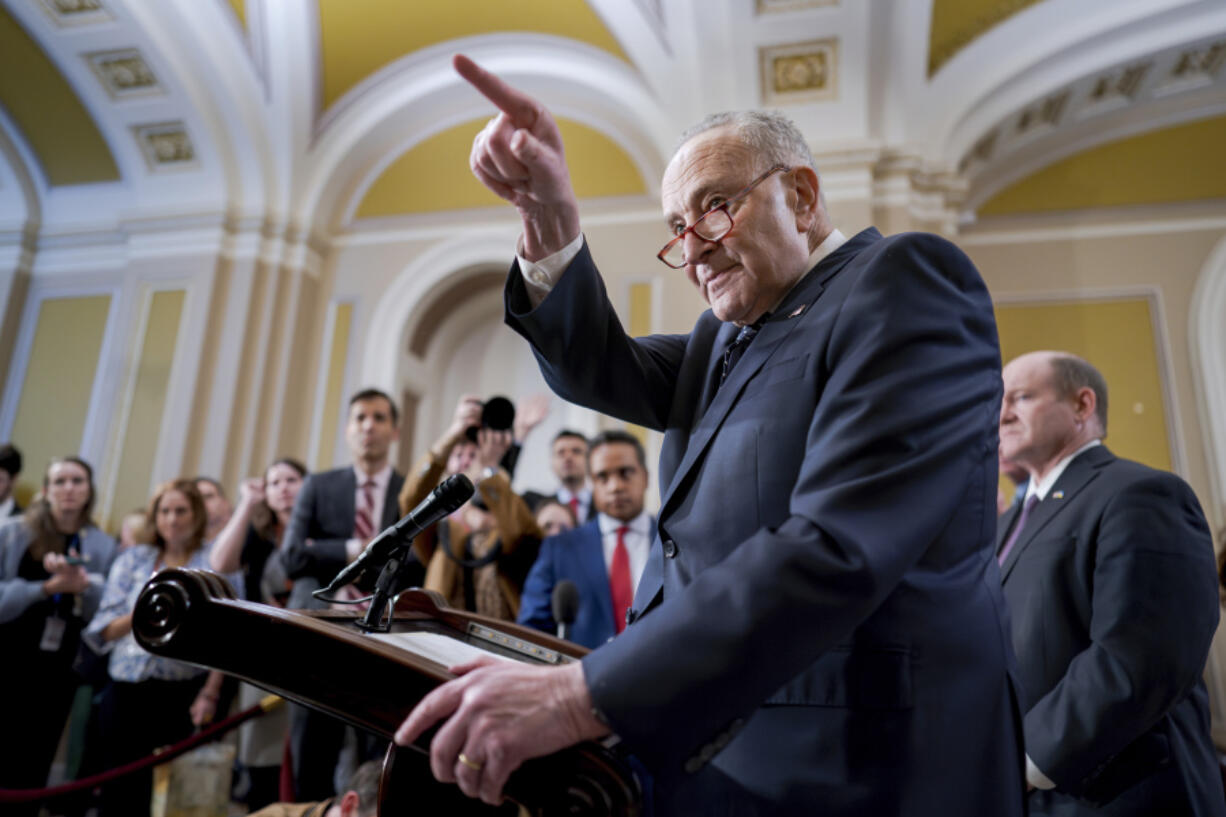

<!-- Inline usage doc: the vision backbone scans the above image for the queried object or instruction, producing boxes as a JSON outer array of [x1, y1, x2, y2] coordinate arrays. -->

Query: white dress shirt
[[596, 511, 652, 595], [556, 486, 592, 524]]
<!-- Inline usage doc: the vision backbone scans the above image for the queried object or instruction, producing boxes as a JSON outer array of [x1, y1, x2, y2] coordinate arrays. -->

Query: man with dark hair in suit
[[282, 387, 411, 801], [0, 443, 22, 517], [396, 57, 1024, 815], [518, 430, 654, 648], [549, 429, 593, 523], [998, 350, 1222, 816]]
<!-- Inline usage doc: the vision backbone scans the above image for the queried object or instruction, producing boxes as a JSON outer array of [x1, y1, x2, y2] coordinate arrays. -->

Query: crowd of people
[[0, 386, 664, 815]]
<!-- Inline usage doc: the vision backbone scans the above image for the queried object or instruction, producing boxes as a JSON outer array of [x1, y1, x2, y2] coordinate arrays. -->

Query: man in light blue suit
[[517, 431, 656, 648]]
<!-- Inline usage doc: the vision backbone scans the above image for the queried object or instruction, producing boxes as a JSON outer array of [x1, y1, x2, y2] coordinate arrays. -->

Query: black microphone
[[552, 579, 580, 642], [320, 474, 474, 594]]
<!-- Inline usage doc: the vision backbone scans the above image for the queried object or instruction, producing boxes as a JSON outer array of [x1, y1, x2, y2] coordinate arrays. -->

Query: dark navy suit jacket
[[518, 517, 657, 648], [281, 466, 413, 608], [505, 228, 1026, 816], [999, 445, 1223, 816]]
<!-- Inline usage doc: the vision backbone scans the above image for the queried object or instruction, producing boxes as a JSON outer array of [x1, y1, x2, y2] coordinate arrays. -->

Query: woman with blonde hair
[[85, 478, 239, 817], [0, 456, 116, 815]]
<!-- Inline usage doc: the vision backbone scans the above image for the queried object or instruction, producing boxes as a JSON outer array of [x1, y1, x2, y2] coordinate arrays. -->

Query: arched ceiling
[[0, 0, 1222, 238], [0, 5, 116, 186]]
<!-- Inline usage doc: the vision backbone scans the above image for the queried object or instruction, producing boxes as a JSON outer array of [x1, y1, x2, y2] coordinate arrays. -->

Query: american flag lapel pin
[[1052, 490, 1064, 499]]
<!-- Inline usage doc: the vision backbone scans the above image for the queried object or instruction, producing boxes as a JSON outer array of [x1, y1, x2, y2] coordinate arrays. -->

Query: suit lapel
[[1000, 446, 1112, 580], [657, 236, 866, 517], [381, 472, 404, 528]]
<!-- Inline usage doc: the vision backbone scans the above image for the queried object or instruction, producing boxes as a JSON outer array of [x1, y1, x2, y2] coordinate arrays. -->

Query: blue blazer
[[518, 517, 658, 649], [506, 229, 1026, 815], [517, 519, 612, 648]]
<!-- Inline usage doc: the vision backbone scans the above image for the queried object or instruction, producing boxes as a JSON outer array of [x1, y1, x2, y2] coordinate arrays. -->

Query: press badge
[[40, 615, 66, 652]]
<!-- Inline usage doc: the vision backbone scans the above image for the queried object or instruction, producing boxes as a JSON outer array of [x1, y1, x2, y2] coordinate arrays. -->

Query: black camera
[[465, 395, 516, 443]]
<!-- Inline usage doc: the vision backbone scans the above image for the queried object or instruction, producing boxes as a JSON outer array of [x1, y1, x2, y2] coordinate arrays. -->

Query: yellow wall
[[318, 0, 628, 110], [10, 295, 111, 502], [110, 290, 185, 525], [996, 298, 1172, 472], [354, 117, 647, 219], [979, 115, 1226, 216], [0, 8, 119, 185]]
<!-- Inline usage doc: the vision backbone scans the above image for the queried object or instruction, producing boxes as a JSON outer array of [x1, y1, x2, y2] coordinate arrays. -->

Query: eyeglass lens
[[662, 210, 733, 267]]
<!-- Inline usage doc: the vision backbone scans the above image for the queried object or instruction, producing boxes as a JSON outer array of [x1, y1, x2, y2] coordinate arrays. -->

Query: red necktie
[[354, 479, 376, 540], [568, 496, 580, 520], [609, 525, 633, 634]]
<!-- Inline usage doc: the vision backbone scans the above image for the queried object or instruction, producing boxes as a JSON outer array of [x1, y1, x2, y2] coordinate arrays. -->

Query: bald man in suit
[[998, 351, 1222, 816]]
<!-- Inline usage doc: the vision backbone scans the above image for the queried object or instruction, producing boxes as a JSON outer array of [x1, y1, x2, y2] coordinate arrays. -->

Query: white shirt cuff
[[516, 233, 585, 308], [1026, 753, 1057, 790]]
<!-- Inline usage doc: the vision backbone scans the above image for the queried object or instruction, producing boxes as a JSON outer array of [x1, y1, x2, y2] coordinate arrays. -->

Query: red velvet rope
[[0, 696, 280, 804]]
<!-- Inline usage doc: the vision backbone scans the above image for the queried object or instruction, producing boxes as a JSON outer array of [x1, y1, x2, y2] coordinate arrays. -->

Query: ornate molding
[[755, 0, 836, 13], [132, 122, 197, 170], [37, 0, 111, 26], [85, 49, 161, 99], [760, 39, 837, 105]]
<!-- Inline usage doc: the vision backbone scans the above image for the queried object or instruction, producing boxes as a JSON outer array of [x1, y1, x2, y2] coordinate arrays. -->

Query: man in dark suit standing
[[282, 388, 412, 801], [997, 351, 1222, 816], [396, 56, 1025, 815], [518, 431, 655, 648]]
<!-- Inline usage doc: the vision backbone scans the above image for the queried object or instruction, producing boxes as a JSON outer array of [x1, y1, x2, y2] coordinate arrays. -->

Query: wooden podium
[[132, 568, 641, 816]]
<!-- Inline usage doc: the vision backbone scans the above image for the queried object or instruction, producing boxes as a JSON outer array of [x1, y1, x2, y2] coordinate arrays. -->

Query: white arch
[[297, 34, 672, 234], [359, 229, 522, 391], [916, 0, 1226, 164], [1190, 233, 1226, 526]]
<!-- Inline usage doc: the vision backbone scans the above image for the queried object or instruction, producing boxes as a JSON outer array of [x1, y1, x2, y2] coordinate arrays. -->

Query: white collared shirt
[[1025, 439, 1102, 502], [0, 497, 14, 518], [596, 511, 652, 594], [556, 486, 592, 524]]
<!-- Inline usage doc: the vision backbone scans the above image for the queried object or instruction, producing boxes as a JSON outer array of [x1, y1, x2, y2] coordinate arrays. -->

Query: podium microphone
[[319, 473, 473, 595], [552, 579, 580, 642]]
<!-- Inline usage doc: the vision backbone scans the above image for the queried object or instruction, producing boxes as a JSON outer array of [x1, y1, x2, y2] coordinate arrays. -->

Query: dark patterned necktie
[[720, 322, 763, 386]]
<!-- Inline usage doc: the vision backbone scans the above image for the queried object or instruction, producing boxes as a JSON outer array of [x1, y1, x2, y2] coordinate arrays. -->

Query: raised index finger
[[453, 54, 538, 128]]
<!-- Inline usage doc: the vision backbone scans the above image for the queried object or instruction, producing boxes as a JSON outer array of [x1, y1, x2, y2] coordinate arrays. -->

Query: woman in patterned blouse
[[84, 478, 239, 817]]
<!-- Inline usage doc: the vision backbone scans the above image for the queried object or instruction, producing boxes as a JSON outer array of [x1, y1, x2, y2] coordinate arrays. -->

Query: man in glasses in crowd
[[396, 55, 1025, 816]]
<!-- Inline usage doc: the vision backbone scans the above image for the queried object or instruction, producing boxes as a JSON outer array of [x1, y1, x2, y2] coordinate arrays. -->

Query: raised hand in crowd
[[430, 394, 483, 464], [466, 428, 514, 483], [512, 393, 550, 444]]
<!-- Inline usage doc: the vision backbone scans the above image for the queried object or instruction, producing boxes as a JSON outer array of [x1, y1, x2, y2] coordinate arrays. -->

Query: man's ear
[[337, 790, 361, 817], [1074, 386, 1097, 427], [790, 166, 821, 231]]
